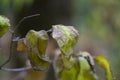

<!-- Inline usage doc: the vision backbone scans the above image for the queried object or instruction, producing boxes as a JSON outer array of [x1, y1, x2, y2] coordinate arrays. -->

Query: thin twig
[[1, 66, 31, 72], [13, 14, 40, 32]]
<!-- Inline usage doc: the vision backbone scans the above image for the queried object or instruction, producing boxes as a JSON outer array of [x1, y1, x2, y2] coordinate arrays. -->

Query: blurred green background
[[0, 0, 120, 80]]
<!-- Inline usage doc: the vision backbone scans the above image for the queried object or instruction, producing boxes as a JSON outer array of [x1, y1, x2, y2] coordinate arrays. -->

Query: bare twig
[[1, 66, 31, 72], [0, 14, 40, 70]]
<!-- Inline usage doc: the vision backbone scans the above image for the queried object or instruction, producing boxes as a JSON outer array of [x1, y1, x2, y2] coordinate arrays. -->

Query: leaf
[[58, 59, 80, 80], [17, 39, 28, 51], [52, 25, 79, 56], [79, 51, 95, 72], [54, 51, 97, 80], [25, 30, 38, 47], [0, 15, 10, 37], [26, 30, 49, 57], [95, 55, 113, 80], [28, 51, 50, 71], [77, 51, 97, 80], [25, 30, 50, 70], [54, 53, 74, 73], [37, 30, 49, 57], [54, 54, 80, 80], [61, 54, 73, 69]]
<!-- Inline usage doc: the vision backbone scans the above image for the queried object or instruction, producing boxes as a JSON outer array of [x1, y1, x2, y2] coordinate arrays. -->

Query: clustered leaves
[[0, 16, 114, 80], [23, 25, 113, 80]]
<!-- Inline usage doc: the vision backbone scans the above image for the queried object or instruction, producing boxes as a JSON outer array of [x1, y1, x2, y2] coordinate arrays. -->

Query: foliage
[[26, 30, 50, 71], [95, 55, 113, 80], [0, 17, 114, 80]]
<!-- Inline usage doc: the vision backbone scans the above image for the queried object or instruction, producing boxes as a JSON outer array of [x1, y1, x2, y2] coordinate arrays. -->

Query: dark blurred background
[[0, 0, 120, 80]]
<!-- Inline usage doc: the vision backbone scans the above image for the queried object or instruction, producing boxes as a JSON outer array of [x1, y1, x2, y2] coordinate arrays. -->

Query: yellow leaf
[[95, 55, 113, 80]]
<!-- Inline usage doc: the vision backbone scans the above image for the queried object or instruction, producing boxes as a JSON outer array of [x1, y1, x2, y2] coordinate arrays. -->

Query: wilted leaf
[[17, 39, 28, 51], [37, 30, 49, 57], [25, 30, 38, 47], [95, 55, 113, 80], [0, 15, 10, 37], [52, 25, 79, 56], [28, 51, 50, 71], [26, 30, 48, 57], [25, 30, 50, 70]]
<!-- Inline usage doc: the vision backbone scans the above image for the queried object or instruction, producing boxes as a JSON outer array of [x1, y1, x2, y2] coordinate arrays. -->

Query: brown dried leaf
[[17, 39, 28, 51]]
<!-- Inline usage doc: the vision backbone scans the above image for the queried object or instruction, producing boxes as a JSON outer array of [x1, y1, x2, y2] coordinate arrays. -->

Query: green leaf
[[25, 30, 50, 70], [0, 15, 10, 37], [37, 30, 49, 57], [28, 51, 50, 71], [26, 30, 49, 57], [54, 54, 80, 80], [52, 25, 79, 56], [58, 59, 80, 80], [54, 53, 74, 73], [26, 30, 38, 47], [61, 54, 73, 69], [95, 55, 113, 80], [54, 51, 97, 80], [77, 51, 97, 80]]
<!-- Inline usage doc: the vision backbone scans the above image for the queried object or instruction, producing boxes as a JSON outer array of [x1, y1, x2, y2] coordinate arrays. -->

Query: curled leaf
[[0, 16, 10, 37], [26, 30, 38, 47], [28, 51, 50, 71], [26, 30, 49, 57], [78, 56, 97, 80], [95, 55, 113, 80], [79, 51, 95, 72], [77, 51, 97, 80], [25, 30, 50, 70], [37, 30, 49, 57], [52, 25, 79, 56]]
